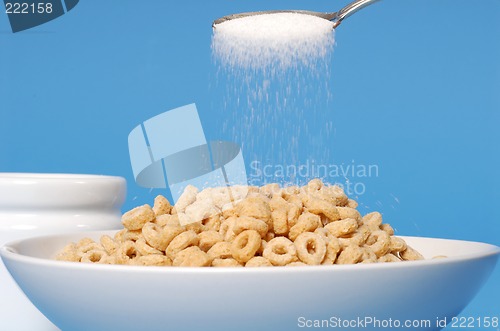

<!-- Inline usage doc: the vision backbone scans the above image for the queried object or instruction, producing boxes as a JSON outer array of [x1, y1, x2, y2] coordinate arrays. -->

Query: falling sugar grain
[[211, 12, 337, 186]]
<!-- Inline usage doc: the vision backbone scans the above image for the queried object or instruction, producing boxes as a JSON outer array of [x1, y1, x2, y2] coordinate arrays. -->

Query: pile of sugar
[[212, 12, 335, 70]]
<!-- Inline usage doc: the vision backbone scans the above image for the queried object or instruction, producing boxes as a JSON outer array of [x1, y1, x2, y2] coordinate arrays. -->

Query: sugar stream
[[211, 13, 336, 186]]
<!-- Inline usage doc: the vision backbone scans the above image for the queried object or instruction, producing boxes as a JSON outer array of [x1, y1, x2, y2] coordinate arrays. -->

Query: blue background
[[0, 0, 498, 328]]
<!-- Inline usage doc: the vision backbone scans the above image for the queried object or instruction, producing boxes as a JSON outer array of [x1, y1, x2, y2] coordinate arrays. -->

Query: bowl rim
[[1, 232, 499, 274], [0, 172, 125, 183]]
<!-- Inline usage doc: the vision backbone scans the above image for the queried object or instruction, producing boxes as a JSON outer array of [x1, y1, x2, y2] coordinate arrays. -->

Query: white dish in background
[[1, 231, 498, 331], [0, 173, 126, 331]]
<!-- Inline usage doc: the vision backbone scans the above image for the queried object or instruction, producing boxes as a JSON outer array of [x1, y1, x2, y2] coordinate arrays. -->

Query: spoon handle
[[332, 0, 380, 27]]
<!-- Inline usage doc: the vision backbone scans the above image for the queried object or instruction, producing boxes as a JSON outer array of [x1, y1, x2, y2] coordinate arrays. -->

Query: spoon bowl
[[213, 0, 380, 28]]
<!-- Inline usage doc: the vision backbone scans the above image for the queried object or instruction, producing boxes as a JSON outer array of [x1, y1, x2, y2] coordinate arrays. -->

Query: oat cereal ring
[[77, 238, 95, 247], [231, 230, 261, 263], [324, 218, 358, 238], [173, 246, 210, 267], [263, 237, 298, 266], [360, 247, 378, 263], [322, 237, 341, 265], [259, 183, 280, 198], [132, 255, 172, 266], [337, 207, 362, 221], [338, 232, 366, 249], [185, 199, 220, 225], [365, 230, 391, 257], [165, 230, 199, 260], [323, 185, 349, 207], [156, 214, 182, 227], [287, 203, 301, 228], [270, 196, 290, 236], [347, 199, 358, 209], [314, 227, 332, 242], [307, 178, 324, 191], [234, 196, 272, 229], [198, 230, 223, 252], [284, 193, 303, 208], [288, 212, 321, 241], [124, 230, 143, 242], [81, 249, 108, 263], [172, 185, 198, 213], [389, 236, 407, 253], [245, 256, 273, 267], [202, 214, 222, 231], [77, 243, 103, 256], [378, 253, 401, 263], [233, 216, 269, 238], [55, 243, 80, 262], [121, 204, 155, 231], [153, 195, 172, 216], [361, 212, 383, 230], [221, 202, 237, 219], [400, 245, 424, 261], [219, 217, 237, 242], [380, 223, 394, 236], [294, 232, 327, 265], [185, 221, 205, 234], [281, 185, 299, 197], [207, 241, 233, 260], [114, 241, 141, 265], [211, 258, 243, 267], [303, 196, 340, 222], [336, 245, 364, 264], [100, 235, 118, 255], [142, 222, 181, 251], [135, 238, 163, 256]]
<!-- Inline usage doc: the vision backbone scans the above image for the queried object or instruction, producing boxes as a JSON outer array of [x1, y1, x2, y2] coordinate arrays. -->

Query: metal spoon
[[213, 0, 380, 29]]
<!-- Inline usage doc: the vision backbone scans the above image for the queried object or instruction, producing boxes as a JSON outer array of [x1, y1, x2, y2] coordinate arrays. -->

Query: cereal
[[100, 235, 118, 255], [132, 255, 172, 266], [324, 218, 358, 238], [115, 241, 141, 265], [165, 230, 199, 260], [153, 195, 172, 216], [56, 179, 427, 267], [234, 196, 272, 230], [263, 237, 298, 266], [231, 230, 261, 263], [233, 216, 268, 238], [365, 230, 391, 257], [173, 247, 210, 267], [288, 212, 321, 241], [207, 241, 233, 260], [303, 195, 341, 222], [122, 204, 155, 231], [322, 238, 341, 265], [337, 207, 361, 221], [80, 249, 108, 264], [294, 232, 327, 265], [336, 245, 364, 264], [135, 238, 163, 256], [269, 195, 290, 236], [212, 258, 242, 267], [198, 230, 223, 252], [245, 256, 272, 267], [55, 243, 81, 262], [378, 254, 401, 263], [400, 246, 425, 261]]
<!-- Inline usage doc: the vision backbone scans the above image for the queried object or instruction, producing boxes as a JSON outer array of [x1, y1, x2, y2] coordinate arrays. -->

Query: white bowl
[[1, 232, 498, 331], [0, 173, 126, 331]]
